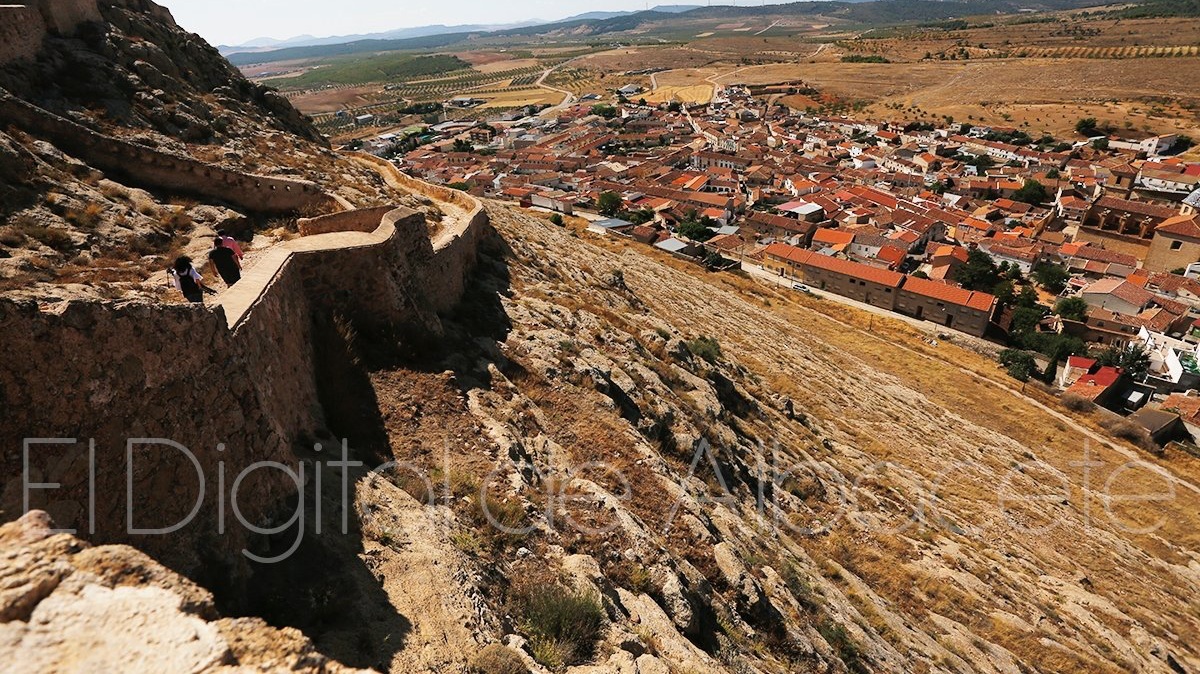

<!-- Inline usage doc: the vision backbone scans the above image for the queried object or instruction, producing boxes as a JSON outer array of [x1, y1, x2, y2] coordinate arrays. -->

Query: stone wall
[[0, 93, 341, 215], [349, 153, 486, 313], [297, 206, 395, 236], [36, 0, 101, 34], [0, 6, 46, 66], [0, 201, 487, 582]]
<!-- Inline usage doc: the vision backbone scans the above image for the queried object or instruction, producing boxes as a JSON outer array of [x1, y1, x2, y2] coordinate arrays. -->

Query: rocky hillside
[[228, 202, 1197, 674], [0, 0, 437, 301]]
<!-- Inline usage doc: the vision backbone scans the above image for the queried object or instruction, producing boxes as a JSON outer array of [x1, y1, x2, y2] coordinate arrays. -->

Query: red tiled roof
[[764, 243, 904, 287], [901, 276, 996, 312], [812, 228, 855, 246], [1066, 366, 1123, 401], [1066, 356, 1097, 371], [1157, 215, 1200, 240], [1082, 279, 1155, 309]]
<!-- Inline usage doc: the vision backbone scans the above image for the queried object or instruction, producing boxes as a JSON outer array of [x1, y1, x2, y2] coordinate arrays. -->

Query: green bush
[[817, 619, 867, 674], [685, 336, 722, 364], [512, 584, 605, 669]]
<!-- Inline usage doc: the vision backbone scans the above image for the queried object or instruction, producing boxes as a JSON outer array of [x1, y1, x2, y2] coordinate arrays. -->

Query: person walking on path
[[169, 256, 208, 303], [217, 229, 244, 261], [207, 236, 241, 287]]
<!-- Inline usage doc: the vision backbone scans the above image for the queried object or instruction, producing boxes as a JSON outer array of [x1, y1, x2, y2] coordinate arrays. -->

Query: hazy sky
[[159, 1, 734, 46]]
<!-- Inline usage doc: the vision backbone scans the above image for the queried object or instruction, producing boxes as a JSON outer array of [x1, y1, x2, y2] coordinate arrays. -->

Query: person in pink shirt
[[217, 229, 244, 261]]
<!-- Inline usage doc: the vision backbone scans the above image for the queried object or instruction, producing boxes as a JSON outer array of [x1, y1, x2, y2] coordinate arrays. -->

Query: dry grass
[[478, 88, 565, 109]]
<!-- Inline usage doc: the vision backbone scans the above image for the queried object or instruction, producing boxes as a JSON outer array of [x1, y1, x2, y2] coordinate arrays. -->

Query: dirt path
[[534, 64, 577, 117]]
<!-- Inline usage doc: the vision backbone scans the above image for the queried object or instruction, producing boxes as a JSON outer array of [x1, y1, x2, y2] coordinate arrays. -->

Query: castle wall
[[297, 205, 396, 236], [349, 152, 486, 314], [0, 7, 47, 66], [0, 201, 486, 581], [0, 93, 341, 215], [37, 0, 102, 35]]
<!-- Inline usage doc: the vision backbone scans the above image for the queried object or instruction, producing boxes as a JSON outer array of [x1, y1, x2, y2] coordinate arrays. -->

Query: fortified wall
[[0, 0, 102, 65], [0, 186, 487, 582], [0, 92, 340, 214]]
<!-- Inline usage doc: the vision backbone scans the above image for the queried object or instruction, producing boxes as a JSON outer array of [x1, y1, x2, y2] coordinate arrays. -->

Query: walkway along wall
[[0, 92, 340, 215], [0, 195, 487, 583]]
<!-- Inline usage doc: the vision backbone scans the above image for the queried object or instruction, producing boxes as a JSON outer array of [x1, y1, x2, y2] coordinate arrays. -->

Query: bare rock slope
[[326, 202, 1200, 673], [0, 510, 370, 673]]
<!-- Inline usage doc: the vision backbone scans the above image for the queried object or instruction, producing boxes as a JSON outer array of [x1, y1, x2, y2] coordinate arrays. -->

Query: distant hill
[[228, 0, 1125, 65], [218, 21, 539, 55]]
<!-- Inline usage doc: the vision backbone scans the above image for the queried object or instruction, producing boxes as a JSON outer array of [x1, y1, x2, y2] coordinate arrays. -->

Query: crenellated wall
[[0, 92, 341, 215], [0, 195, 488, 582]]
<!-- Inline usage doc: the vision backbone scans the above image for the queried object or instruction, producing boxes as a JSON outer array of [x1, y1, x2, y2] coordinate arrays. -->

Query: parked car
[[792, 283, 811, 292]]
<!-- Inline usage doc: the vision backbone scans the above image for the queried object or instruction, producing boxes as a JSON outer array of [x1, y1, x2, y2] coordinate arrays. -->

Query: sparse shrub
[[818, 619, 868, 674], [654, 327, 671, 340], [159, 208, 193, 232], [468, 490, 528, 543], [0, 227, 26, 247], [99, 182, 131, 200], [24, 225, 74, 252], [450, 530, 484, 555], [1061, 393, 1094, 413], [511, 583, 605, 669], [684, 336, 722, 364], [469, 644, 529, 674], [549, 213, 564, 226], [1100, 416, 1155, 451], [65, 202, 104, 228], [781, 562, 821, 611]]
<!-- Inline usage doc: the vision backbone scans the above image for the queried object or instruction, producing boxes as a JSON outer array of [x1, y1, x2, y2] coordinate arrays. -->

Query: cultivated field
[[288, 85, 390, 114], [477, 88, 565, 109], [712, 58, 1200, 140], [644, 68, 716, 104]]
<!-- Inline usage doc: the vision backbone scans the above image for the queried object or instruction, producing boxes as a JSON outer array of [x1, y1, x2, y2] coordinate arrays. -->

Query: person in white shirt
[[169, 256, 208, 303]]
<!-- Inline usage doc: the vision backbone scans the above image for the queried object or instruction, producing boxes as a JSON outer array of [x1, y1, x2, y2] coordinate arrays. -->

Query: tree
[[623, 208, 655, 225], [592, 104, 618, 119], [1013, 179, 1050, 205], [677, 218, 714, 242], [1016, 286, 1039, 309], [451, 138, 472, 153], [549, 213, 564, 226], [1000, 349, 1038, 382], [1075, 117, 1098, 135], [1033, 262, 1070, 294], [993, 279, 1015, 306], [1092, 344, 1151, 379], [1054, 296, 1089, 321], [953, 249, 1000, 291], [1092, 137, 1110, 151], [1010, 305, 1046, 337], [597, 191, 623, 217]]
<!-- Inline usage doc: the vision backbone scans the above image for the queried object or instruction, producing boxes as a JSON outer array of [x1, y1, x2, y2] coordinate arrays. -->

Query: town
[[361, 79, 1200, 451]]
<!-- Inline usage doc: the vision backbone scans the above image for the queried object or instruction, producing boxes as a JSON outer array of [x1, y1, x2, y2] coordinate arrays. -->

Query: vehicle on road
[[792, 283, 811, 292]]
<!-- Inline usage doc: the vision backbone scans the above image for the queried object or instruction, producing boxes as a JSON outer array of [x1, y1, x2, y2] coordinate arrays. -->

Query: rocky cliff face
[[0, 1, 439, 302], [0, 0, 321, 144]]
